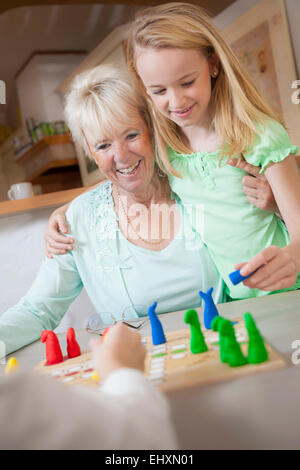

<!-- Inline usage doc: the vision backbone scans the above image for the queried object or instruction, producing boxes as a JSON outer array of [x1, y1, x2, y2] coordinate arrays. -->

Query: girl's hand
[[228, 158, 280, 215], [44, 205, 74, 258], [235, 245, 298, 291]]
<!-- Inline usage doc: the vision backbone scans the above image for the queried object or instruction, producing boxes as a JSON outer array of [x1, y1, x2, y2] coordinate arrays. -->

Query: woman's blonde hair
[[64, 64, 153, 158], [127, 2, 282, 177]]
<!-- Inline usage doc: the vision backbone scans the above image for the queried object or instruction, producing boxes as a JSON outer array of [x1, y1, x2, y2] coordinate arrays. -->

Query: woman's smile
[[87, 112, 156, 196], [116, 160, 142, 176]]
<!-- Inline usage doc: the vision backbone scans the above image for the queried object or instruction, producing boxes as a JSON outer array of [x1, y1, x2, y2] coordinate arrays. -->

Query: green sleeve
[[242, 120, 298, 173]]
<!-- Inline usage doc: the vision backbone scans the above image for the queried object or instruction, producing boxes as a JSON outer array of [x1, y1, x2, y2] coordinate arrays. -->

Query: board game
[[34, 316, 286, 393], [30, 280, 288, 393], [143, 317, 286, 392]]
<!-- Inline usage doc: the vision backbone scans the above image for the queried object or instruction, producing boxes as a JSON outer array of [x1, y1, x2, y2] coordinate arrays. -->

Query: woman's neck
[[115, 171, 171, 208]]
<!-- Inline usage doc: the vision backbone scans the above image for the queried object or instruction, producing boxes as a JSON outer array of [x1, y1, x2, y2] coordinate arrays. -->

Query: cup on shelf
[[7, 182, 34, 200]]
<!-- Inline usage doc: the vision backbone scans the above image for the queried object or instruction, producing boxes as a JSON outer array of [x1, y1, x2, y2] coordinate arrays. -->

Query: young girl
[[126, 1, 300, 300]]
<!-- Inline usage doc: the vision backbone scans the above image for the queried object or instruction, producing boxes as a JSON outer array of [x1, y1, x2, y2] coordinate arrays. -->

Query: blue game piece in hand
[[229, 269, 253, 285], [198, 287, 219, 330], [147, 301, 166, 345]]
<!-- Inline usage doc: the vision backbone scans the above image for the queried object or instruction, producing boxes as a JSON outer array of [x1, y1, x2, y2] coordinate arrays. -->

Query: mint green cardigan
[[0, 181, 224, 357]]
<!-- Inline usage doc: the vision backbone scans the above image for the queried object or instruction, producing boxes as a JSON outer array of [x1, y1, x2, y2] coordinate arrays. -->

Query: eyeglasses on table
[[86, 305, 149, 335]]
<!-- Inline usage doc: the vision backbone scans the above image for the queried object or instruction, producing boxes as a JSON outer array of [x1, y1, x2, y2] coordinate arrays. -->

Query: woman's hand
[[235, 245, 298, 291], [44, 204, 74, 258], [90, 323, 146, 382], [228, 157, 280, 215]]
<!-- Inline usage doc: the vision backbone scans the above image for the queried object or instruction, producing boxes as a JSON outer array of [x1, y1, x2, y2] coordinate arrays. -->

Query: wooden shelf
[[15, 134, 78, 182], [16, 134, 72, 164], [28, 157, 79, 182], [0, 186, 89, 218]]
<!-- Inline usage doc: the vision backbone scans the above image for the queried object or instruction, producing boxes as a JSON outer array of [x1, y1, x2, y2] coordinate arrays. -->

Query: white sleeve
[[0, 369, 178, 450]]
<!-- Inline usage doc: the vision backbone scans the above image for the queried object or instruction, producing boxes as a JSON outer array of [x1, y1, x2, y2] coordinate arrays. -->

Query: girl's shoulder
[[255, 119, 291, 141], [243, 119, 298, 173]]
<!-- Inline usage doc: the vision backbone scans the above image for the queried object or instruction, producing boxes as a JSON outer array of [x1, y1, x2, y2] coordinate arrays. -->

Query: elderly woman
[[0, 64, 275, 357]]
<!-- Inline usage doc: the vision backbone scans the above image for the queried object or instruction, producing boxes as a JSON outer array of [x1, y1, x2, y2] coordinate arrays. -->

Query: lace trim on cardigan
[[87, 181, 132, 272]]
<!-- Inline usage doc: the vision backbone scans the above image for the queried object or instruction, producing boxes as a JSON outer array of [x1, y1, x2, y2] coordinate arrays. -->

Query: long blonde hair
[[127, 2, 282, 177]]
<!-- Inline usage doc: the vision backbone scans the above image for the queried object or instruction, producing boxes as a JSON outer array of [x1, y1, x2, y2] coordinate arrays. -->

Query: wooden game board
[[35, 318, 286, 393]]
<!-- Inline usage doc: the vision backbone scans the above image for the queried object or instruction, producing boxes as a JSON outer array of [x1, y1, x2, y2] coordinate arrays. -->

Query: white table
[[2, 290, 300, 449], [168, 291, 300, 449]]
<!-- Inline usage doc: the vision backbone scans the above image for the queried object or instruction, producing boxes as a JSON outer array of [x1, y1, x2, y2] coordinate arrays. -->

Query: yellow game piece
[[5, 357, 19, 375], [92, 371, 100, 382]]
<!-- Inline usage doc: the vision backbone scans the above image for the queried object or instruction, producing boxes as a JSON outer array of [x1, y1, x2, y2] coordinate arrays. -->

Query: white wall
[[16, 53, 86, 139], [0, 208, 95, 333]]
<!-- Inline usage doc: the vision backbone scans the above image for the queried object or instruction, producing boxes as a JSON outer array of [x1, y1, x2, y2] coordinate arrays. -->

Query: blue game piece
[[229, 268, 259, 285], [147, 301, 166, 345], [198, 287, 219, 329]]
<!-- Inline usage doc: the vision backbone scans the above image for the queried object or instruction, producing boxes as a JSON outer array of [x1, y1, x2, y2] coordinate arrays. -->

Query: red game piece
[[41, 330, 63, 365], [66, 327, 81, 359]]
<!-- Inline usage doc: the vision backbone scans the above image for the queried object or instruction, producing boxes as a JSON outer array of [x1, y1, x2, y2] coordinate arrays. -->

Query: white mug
[[8, 182, 34, 200]]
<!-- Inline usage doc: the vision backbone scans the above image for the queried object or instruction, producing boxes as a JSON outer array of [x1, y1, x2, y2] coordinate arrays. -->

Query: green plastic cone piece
[[184, 309, 208, 354], [211, 316, 224, 332], [219, 319, 247, 367], [211, 316, 228, 363], [244, 312, 268, 364]]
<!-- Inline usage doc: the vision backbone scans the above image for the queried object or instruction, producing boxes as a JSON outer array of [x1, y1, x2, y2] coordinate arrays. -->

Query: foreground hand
[[90, 323, 146, 382], [235, 245, 298, 291], [228, 157, 280, 214], [44, 206, 74, 258]]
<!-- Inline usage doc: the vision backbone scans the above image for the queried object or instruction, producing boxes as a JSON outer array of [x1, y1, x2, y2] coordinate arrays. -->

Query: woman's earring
[[212, 70, 218, 77]]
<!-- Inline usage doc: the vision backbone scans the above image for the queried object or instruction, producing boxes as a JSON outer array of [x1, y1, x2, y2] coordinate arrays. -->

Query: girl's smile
[[171, 103, 196, 119]]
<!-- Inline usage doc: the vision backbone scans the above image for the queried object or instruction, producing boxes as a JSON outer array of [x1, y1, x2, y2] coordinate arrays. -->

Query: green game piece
[[219, 319, 247, 367], [244, 312, 268, 364], [213, 317, 229, 363], [211, 316, 225, 332], [184, 309, 208, 354], [211, 316, 228, 363]]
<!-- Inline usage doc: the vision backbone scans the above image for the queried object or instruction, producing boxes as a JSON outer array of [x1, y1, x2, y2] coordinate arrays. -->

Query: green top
[[167, 120, 300, 300]]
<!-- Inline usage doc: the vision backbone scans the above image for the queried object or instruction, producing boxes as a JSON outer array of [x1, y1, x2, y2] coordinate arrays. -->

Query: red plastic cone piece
[[66, 327, 81, 359], [41, 330, 63, 365]]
